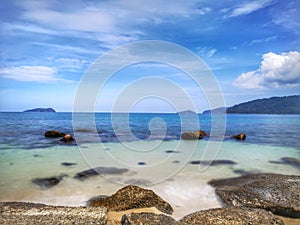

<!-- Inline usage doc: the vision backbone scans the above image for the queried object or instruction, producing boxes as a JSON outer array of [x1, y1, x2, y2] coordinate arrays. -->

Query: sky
[[0, 0, 299, 112]]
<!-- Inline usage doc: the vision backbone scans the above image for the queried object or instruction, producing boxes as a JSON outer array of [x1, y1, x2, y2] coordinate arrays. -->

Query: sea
[[0, 112, 299, 219]]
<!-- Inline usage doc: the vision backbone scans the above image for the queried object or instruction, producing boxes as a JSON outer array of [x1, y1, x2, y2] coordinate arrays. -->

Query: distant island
[[202, 95, 300, 114], [178, 110, 197, 114], [23, 108, 56, 112], [202, 107, 227, 114]]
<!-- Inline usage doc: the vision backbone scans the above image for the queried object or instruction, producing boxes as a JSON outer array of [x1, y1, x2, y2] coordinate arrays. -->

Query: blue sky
[[1, 0, 299, 112]]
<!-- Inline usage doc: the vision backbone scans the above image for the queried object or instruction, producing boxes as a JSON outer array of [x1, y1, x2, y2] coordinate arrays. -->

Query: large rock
[[121, 212, 176, 225], [209, 173, 300, 218], [60, 134, 75, 142], [0, 202, 107, 225], [177, 207, 284, 225], [181, 130, 207, 140], [44, 130, 65, 138], [87, 185, 173, 215]]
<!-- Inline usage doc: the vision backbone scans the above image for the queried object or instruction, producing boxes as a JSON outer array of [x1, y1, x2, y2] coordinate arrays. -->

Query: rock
[[44, 130, 65, 138], [177, 207, 284, 225], [0, 202, 107, 225], [232, 133, 246, 140], [209, 173, 300, 218], [32, 175, 66, 189], [74, 167, 129, 181], [190, 159, 237, 166], [181, 130, 207, 140], [280, 157, 300, 169], [121, 212, 176, 225], [87, 185, 173, 215], [61, 162, 77, 167], [60, 134, 74, 142]]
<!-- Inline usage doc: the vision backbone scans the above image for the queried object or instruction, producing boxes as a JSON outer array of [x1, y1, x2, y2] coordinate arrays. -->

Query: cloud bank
[[234, 51, 300, 89]]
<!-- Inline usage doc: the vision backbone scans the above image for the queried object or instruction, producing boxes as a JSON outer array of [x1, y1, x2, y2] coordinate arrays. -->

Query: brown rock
[[121, 212, 176, 225], [60, 134, 74, 142], [209, 173, 300, 218], [88, 185, 173, 215], [44, 130, 65, 137], [181, 130, 207, 140], [177, 207, 284, 225], [232, 133, 246, 140]]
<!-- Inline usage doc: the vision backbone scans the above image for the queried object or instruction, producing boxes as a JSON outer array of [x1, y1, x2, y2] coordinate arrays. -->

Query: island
[[202, 95, 300, 114], [226, 95, 300, 114], [178, 110, 197, 114], [23, 108, 56, 113]]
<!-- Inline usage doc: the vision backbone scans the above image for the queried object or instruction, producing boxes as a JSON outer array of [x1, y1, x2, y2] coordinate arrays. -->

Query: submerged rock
[[32, 175, 66, 189], [177, 207, 284, 225], [181, 130, 207, 140], [232, 133, 246, 140], [121, 212, 176, 225], [190, 159, 237, 166], [44, 130, 65, 138], [209, 173, 300, 218], [61, 162, 77, 167], [74, 167, 129, 181], [0, 202, 107, 225], [269, 157, 300, 169], [87, 185, 173, 215]]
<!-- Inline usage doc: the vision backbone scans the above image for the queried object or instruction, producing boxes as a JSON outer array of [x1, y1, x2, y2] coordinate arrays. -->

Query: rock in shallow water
[[32, 174, 67, 189], [209, 173, 300, 218], [177, 206, 284, 225], [44, 130, 65, 138], [87, 185, 173, 215], [74, 167, 129, 181], [121, 212, 176, 225], [181, 130, 207, 140]]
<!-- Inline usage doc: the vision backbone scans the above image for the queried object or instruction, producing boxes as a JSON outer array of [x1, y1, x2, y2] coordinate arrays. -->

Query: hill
[[23, 108, 56, 112], [202, 107, 227, 114], [226, 95, 300, 114]]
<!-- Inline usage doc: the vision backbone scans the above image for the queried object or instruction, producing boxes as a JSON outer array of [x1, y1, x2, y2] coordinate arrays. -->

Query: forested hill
[[226, 95, 300, 114]]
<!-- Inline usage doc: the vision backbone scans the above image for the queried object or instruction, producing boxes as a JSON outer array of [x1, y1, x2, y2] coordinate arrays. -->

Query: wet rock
[[32, 175, 66, 189], [232, 133, 246, 140], [44, 130, 65, 138], [74, 167, 129, 181], [181, 130, 207, 140], [0, 202, 107, 225], [61, 162, 77, 167], [190, 159, 237, 166], [177, 207, 284, 225], [87, 185, 173, 215], [60, 134, 74, 142], [121, 212, 176, 225], [138, 162, 146, 165], [209, 173, 300, 218]]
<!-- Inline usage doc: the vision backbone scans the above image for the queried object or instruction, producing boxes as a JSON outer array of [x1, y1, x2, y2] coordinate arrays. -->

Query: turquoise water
[[0, 112, 299, 218]]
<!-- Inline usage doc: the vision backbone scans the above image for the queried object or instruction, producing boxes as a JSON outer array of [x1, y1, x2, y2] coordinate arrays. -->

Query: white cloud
[[248, 35, 277, 45], [234, 51, 300, 89], [196, 47, 217, 58], [0, 66, 73, 83], [226, 0, 275, 18]]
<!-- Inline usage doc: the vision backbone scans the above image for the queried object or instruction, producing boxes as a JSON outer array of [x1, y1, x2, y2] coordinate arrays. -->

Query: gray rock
[[0, 202, 107, 225], [121, 212, 176, 225], [87, 185, 173, 215], [177, 206, 284, 225], [209, 173, 300, 218]]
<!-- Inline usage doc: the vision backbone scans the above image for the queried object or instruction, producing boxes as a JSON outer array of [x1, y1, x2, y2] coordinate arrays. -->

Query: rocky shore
[[1, 173, 299, 225]]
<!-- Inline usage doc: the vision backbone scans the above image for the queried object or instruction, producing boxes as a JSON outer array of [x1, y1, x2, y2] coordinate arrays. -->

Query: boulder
[[121, 212, 176, 225], [209, 173, 300, 218], [60, 134, 74, 142], [181, 130, 207, 140], [232, 133, 246, 140], [177, 207, 284, 225], [44, 130, 65, 137], [87, 185, 173, 215]]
